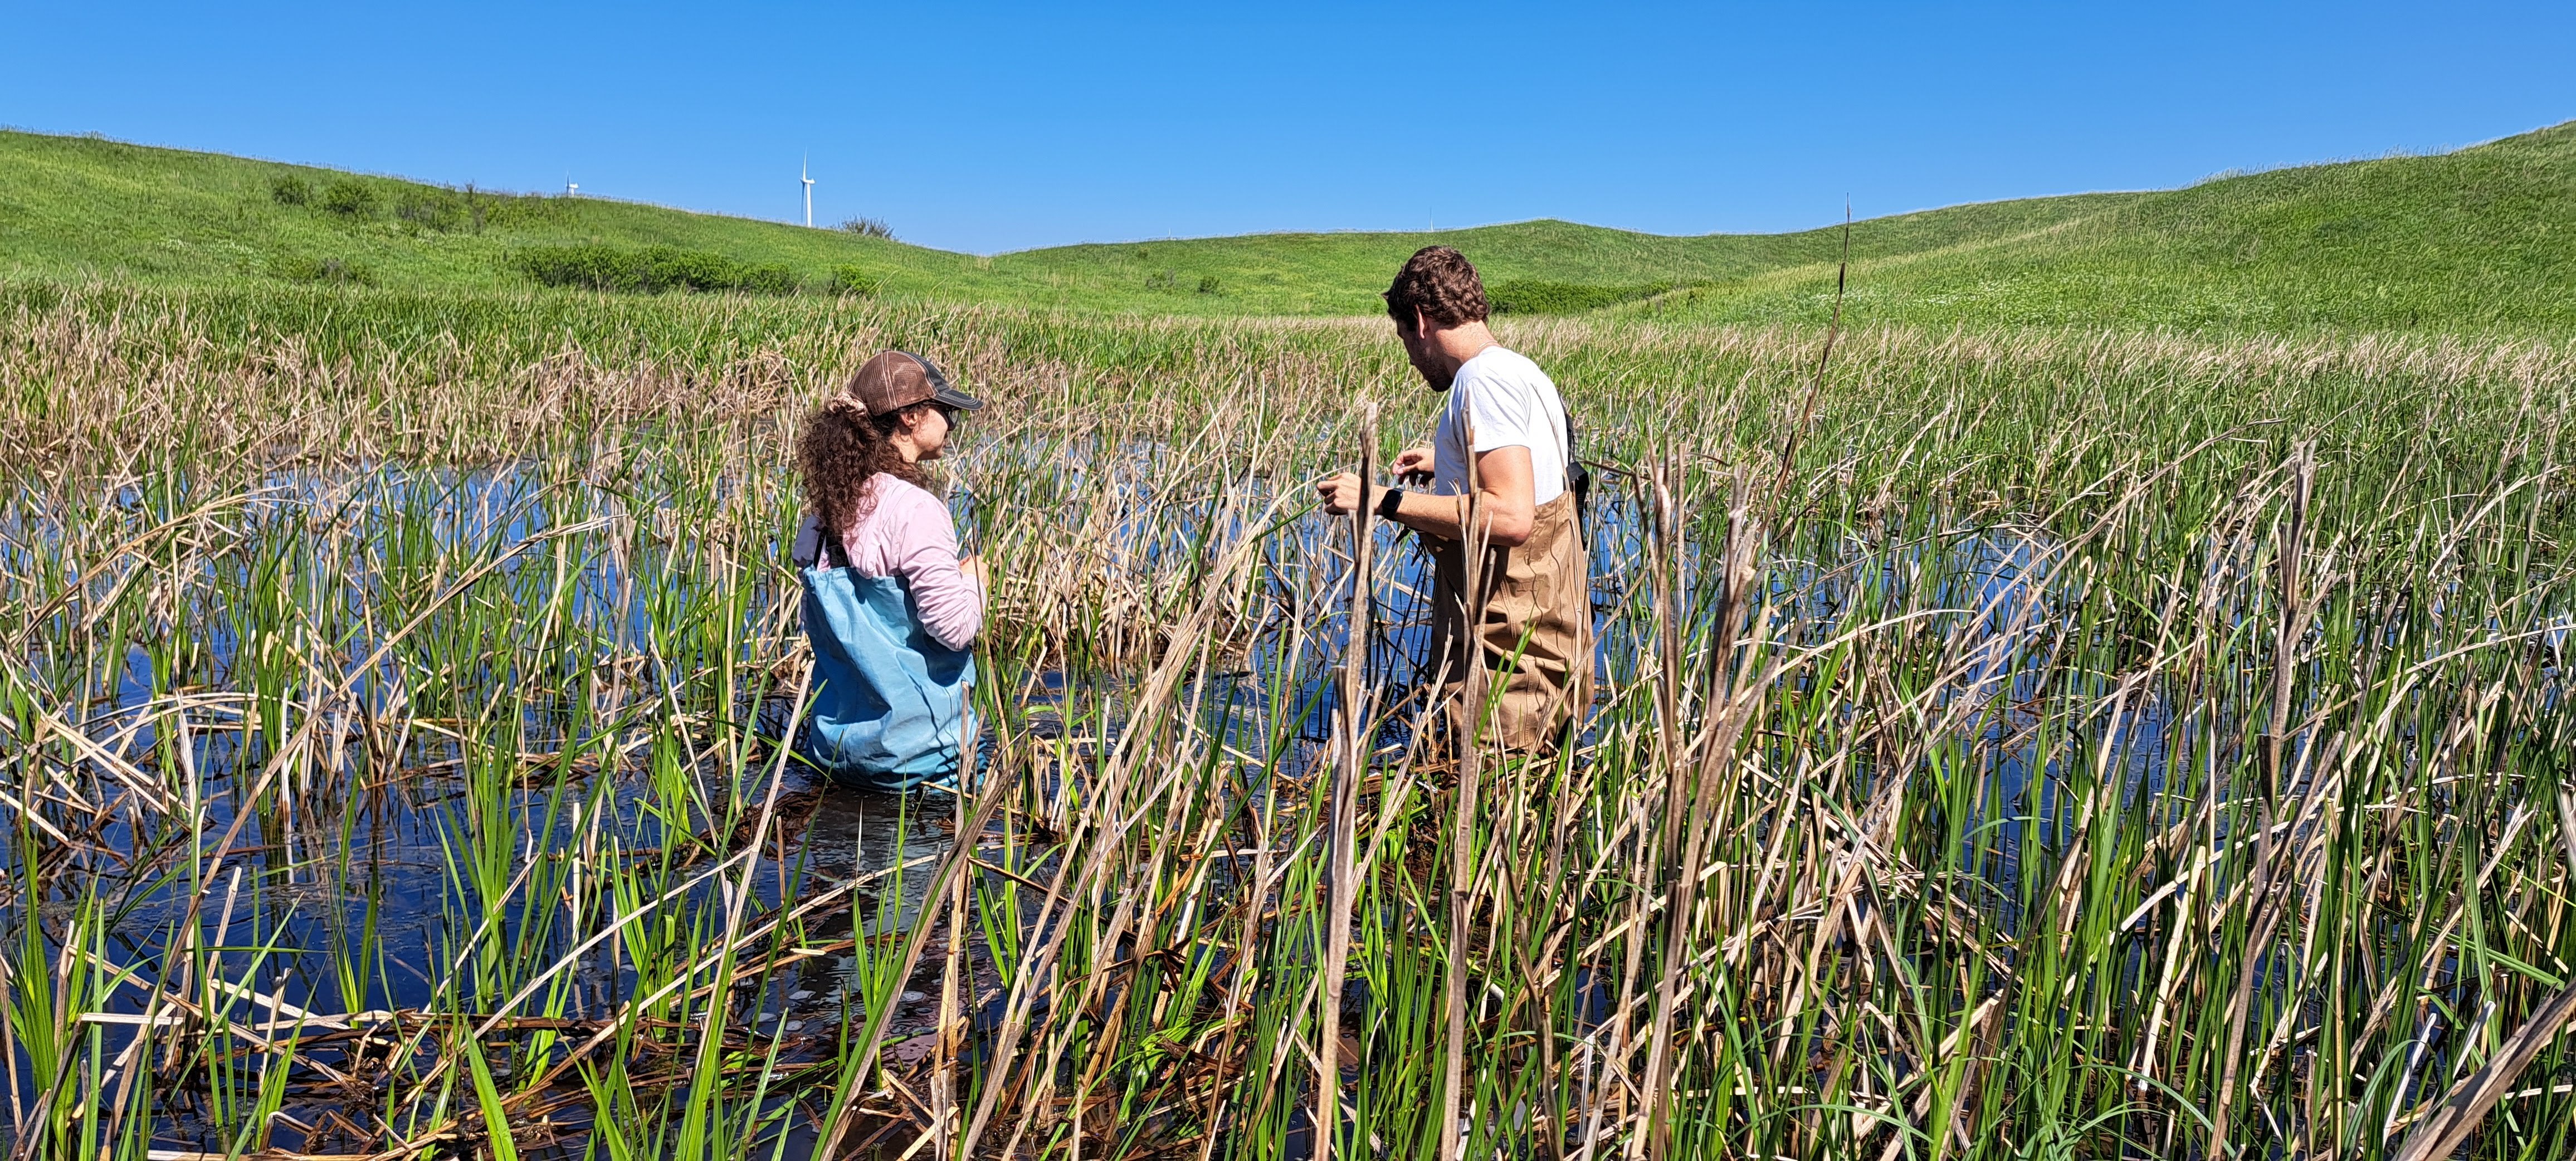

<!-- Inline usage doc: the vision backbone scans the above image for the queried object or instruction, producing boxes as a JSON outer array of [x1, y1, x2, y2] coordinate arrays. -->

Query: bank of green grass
[[1634, 121, 2576, 331], [0, 130, 1004, 300], [3, 122, 2572, 330]]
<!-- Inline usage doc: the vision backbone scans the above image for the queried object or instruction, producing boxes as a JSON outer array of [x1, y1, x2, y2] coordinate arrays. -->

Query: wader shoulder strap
[[793, 514, 856, 571], [1564, 411, 1592, 530]]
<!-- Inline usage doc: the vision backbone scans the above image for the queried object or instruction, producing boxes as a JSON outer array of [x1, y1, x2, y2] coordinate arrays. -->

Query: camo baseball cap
[[848, 350, 984, 417]]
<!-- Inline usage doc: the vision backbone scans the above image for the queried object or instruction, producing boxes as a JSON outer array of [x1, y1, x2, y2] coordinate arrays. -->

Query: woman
[[793, 349, 987, 791]]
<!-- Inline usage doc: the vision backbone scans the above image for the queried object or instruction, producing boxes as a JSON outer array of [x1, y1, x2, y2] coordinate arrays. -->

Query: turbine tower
[[801, 156, 815, 228]]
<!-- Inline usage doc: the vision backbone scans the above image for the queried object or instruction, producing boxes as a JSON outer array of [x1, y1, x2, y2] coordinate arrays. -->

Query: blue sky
[[3, 2, 2570, 254]]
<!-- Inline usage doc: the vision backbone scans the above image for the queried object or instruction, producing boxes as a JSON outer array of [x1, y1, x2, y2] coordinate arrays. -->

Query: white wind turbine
[[801, 155, 815, 228]]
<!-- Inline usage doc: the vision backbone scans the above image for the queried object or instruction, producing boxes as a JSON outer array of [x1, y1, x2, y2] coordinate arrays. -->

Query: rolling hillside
[[1633, 122, 2576, 331], [1, 122, 2568, 330]]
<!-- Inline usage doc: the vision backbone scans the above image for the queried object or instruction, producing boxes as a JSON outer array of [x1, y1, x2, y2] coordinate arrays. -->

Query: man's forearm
[[1384, 487, 1521, 546], [1389, 488, 1471, 541]]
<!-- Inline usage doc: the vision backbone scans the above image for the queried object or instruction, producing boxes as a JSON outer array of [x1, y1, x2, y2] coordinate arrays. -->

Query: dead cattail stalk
[[1315, 403, 1374, 1161], [1768, 205, 1853, 514], [2390, 979, 2576, 1161], [1638, 457, 1689, 1158], [1442, 422, 1486, 1161], [2265, 440, 2315, 794]]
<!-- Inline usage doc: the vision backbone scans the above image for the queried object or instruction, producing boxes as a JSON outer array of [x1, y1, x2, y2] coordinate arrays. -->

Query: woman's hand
[[959, 553, 991, 591]]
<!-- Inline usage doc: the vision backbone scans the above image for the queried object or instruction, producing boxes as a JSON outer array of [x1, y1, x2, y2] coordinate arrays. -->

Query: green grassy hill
[[1636, 123, 2576, 331], [2, 122, 2569, 330], [0, 130, 1018, 300]]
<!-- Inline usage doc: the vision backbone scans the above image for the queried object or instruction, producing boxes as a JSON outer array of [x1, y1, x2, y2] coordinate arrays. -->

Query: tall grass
[[1, 281, 2571, 1158]]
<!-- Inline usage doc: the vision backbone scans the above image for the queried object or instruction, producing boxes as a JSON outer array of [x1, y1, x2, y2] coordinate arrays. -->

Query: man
[[1318, 246, 1589, 753]]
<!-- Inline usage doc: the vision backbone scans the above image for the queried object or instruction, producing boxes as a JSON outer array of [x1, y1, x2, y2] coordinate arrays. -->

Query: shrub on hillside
[[1197, 275, 1222, 295], [320, 180, 378, 218], [394, 191, 462, 232], [514, 244, 803, 296], [269, 175, 312, 206], [474, 191, 572, 229], [1488, 279, 1684, 315], [830, 266, 882, 296], [272, 256, 375, 286], [731, 262, 799, 296], [838, 217, 895, 240]]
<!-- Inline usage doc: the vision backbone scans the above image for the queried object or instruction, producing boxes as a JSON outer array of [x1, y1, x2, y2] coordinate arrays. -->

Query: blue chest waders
[[797, 526, 976, 791]]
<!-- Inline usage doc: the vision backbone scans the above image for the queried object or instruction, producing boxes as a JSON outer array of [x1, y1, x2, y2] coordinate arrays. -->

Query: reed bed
[[2, 282, 2572, 1159]]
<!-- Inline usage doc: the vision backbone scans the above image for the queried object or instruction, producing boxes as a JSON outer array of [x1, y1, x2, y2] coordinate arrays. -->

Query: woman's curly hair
[[797, 396, 935, 539]]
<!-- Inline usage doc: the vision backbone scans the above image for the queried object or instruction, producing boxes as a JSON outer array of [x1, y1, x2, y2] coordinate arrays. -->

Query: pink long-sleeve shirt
[[839, 473, 984, 651]]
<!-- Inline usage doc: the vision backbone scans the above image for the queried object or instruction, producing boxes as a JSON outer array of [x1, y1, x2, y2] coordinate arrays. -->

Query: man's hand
[[1392, 445, 1436, 484], [1316, 471, 1378, 516]]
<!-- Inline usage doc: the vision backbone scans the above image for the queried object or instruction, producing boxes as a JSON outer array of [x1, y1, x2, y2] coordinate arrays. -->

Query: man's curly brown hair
[[797, 396, 936, 544], [1383, 246, 1488, 330]]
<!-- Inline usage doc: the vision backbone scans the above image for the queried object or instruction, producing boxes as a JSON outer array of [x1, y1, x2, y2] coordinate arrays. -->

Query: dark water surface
[[7, 460, 2111, 1156]]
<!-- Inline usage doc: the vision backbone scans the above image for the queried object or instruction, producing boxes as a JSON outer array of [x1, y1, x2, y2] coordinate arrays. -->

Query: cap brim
[[932, 384, 985, 411]]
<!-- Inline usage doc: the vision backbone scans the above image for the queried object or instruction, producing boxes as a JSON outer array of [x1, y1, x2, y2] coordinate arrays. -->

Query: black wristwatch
[[1374, 487, 1406, 520]]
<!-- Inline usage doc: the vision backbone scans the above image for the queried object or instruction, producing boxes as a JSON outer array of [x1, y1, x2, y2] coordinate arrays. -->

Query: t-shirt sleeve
[[885, 487, 985, 652]]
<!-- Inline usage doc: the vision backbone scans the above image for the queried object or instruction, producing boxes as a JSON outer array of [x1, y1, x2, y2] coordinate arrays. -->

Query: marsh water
[[9, 456, 2410, 1156]]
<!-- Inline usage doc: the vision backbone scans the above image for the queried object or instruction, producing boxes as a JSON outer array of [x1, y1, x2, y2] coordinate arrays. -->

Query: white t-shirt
[[1433, 346, 1568, 505]]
